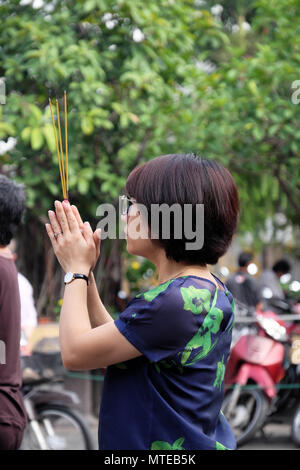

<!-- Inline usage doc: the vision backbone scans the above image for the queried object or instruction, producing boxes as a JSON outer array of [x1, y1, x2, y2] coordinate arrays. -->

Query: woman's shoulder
[[134, 277, 184, 302], [130, 275, 222, 309], [125, 275, 235, 321], [117, 275, 234, 363]]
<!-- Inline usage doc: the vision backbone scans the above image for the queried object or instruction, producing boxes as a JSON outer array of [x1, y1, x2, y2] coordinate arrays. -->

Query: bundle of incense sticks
[[49, 91, 69, 201]]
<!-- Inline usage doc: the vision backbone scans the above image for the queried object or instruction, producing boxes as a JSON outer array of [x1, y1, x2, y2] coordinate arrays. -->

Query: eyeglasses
[[120, 195, 135, 216]]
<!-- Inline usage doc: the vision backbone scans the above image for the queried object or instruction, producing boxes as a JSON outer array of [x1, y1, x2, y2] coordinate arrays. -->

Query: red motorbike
[[222, 308, 288, 446]]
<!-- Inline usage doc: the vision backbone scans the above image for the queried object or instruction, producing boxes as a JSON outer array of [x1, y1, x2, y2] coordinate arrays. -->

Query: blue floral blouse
[[98, 274, 236, 450]]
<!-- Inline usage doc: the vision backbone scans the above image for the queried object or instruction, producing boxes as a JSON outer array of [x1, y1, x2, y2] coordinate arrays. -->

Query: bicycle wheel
[[292, 403, 300, 447], [222, 388, 269, 446], [21, 405, 96, 450]]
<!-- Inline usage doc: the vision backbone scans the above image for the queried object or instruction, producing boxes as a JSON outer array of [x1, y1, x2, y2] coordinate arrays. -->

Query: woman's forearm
[[59, 274, 113, 368], [87, 272, 114, 327], [59, 278, 91, 365]]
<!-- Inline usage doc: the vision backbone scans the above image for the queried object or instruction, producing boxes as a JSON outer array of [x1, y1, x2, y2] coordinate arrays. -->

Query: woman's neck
[[155, 257, 210, 285], [147, 247, 219, 287]]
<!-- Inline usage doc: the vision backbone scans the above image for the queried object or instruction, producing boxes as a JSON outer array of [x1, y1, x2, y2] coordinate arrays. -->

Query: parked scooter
[[223, 296, 300, 447], [222, 307, 288, 446], [264, 298, 300, 447]]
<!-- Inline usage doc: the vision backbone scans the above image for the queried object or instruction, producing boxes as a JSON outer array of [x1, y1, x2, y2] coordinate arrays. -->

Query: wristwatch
[[64, 272, 89, 286]]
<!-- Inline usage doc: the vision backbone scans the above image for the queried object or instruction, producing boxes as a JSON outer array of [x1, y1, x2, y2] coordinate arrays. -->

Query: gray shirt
[[226, 271, 260, 308], [258, 269, 284, 299]]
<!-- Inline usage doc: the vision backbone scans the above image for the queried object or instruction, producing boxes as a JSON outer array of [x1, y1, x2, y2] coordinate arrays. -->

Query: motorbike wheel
[[291, 403, 300, 447], [222, 387, 269, 447], [21, 404, 95, 450]]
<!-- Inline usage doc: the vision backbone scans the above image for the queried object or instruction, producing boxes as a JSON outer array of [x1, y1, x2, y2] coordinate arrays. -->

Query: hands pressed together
[[45, 200, 142, 372], [45, 200, 101, 276]]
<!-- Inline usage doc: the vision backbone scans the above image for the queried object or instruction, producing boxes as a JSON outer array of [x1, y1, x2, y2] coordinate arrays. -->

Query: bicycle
[[20, 345, 95, 450]]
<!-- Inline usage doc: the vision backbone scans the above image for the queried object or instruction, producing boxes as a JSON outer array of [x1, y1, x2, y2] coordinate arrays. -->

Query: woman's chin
[[126, 239, 142, 257], [126, 246, 137, 257], [125, 238, 133, 255]]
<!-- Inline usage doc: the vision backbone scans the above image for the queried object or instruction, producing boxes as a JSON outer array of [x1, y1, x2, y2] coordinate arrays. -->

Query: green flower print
[[125, 312, 138, 326], [216, 441, 230, 450], [181, 290, 223, 365], [136, 279, 175, 302], [149, 358, 184, 375], [213, 355, 225, 390], [180, 285, 212, 314], [151, 437, 185, 450]]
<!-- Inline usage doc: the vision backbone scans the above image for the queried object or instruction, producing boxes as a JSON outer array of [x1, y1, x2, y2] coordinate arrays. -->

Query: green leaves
[[0, 121, 15, 139], [31, 128, 44, 150], [0, 0, 299, 233], [81, 116, 94, 135], [183, 0, 300, 230], [42, 124, 56, 153], [248, 80, 260, 98]]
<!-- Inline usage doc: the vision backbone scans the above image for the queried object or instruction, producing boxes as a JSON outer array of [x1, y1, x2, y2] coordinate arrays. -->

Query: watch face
[[64, 272, 73, 283]]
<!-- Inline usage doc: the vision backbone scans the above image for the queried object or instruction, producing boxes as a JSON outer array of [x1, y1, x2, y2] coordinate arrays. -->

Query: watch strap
[[73, 273, 89, 285], [65, 273, 89, 285]]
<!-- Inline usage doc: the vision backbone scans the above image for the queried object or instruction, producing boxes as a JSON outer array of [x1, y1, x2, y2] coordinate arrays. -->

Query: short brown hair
[[125, 154, 239, 265]]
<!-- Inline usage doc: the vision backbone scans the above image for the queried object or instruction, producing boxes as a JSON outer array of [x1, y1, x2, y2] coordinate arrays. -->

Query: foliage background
[[0, 0, 299, 315]]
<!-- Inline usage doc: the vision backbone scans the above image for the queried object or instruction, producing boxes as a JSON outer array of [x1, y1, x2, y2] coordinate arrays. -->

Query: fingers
[[48, 210, 63, 237], [45, 223, 58, 248], [48, 202, 95, 249], [53, 201, 70, 235], [81, 221, 94, 244], [71, 205, 84, 228], [55, 200, 80, 235]]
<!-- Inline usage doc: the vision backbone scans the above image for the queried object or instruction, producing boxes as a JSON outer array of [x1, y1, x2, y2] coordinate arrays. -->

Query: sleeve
[[18, 273, 38, 328], [114, 285, 196, 362]]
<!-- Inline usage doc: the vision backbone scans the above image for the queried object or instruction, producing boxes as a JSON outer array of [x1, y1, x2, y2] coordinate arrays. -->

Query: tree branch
[[275, 167, 300, 219]]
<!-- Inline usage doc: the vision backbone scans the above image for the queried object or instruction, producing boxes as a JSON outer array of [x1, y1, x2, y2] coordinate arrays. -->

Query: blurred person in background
[[8, 239, 38, 346], [0, 175, 27, 450], [259, 259, 291, 301], [226, 251, 263, 313]]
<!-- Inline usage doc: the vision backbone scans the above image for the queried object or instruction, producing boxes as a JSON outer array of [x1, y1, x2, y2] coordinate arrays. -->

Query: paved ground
[[239, 423, 298, 450]]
